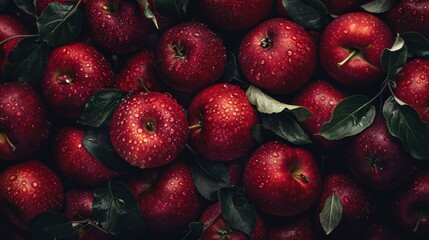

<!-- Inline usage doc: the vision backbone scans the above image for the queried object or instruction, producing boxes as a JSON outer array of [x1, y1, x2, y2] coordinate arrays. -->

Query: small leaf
[[319, 193, 343, 235], [79, 89, 128, 127], [246, 85, 312, 122], [383, 96, 429, 160], [13, 0, 35, 15], [361, 0, 395, 13], [29, 212, 78, 240], [318, 95, 376, 140], [137, 0, 159, 29], [3, 38, 49, 85], [220, 53, 238, 83], [381, 34, 408, 78], [37, 2, 83, 47], [262, 113, 312, 145], [282, 0, 332, 29], [401, 32, 429, 59], [219, 188, 256, 237], [93, 181, 145, 239], [183, 222, 204, 240], [82, 127, 132, 173]]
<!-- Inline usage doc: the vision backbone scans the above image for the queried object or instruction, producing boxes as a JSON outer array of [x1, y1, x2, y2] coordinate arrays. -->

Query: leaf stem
[[0, 34, 38, 45]]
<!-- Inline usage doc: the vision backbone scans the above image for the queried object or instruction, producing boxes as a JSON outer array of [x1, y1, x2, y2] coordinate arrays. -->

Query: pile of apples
[[0, 0, 429, 239]]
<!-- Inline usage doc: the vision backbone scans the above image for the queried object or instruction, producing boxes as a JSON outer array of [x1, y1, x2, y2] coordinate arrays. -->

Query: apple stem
[[338, 49, 358, 67], [413, 210, 423, 232], [188, 124, 202, 130], [137, 76, 150, 93], [3, 134, 16, 152], [300, 173, 310, 183]]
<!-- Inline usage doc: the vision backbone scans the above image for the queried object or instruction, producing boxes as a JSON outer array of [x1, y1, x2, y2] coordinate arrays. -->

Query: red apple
[[0, 82, 51, 161], [319, 12, 394, 86], [36, 0, 75, 16], [266, 217, 318, 240], [239, 18, 317, 94], [243, 141, 321, 216], [157, 22, 226, 92], [64, 189, 94, 220], [139, 0, 177, 32], [321, 0, 366, 15], [0, 15, 28, 74], [41, 42, 115, 119], [189, 83, 259, 161], [0, 160, 64, 228], [110, 92, 188, 169], [387, 0, 429, 38], [393, 58, 429, 123]]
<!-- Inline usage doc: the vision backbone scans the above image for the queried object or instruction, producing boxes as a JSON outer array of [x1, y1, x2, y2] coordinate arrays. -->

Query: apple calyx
[[260, 36, 272, 49], [366, 154, 384, 174], [171, 42, 186, 60], [338, 48, 358, 67], [217, 228, 232, 239], [144, 120, 156, 134], [0, 132, 17, 152], [56, 74, 73, 84]]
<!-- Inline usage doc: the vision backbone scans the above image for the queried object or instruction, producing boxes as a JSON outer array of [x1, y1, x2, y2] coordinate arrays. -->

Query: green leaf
[[220, 53, 238, 83], [319, 194, 343, 235], [137, 0, 159, 29], [262, 113, 312, 145], [219, 188, 256, 237], [29, 212, 78, 240], [183, 222, 204, 240], [93, 181, 145, 239], [318, 95, 376, 140], [401, 32, 429, 59], [79, 89, 128, 127], [381, 34, 408, 78], [82, 127, 132, 173], [246, 85, 312, 122], [153, 0, 187, 18], [13, 0, 35, 15], [282, 0, 332, 29], [37, 2, 83, 47], [361, 0, 395, 13], [3, 38, 49, 85], [383, 96, 429, 160]]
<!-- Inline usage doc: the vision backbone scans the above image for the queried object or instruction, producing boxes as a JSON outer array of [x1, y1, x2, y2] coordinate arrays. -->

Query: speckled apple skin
[[387, 0, 429, 38], [64, 189, 94, 220], [0, 15, 28, 74]]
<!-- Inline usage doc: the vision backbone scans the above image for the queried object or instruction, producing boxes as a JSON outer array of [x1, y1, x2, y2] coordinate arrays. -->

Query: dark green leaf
[[93, 181, 145, 239], [183, 222, 204, 240], [262, 113, 312, 145], [361, 0, 395, 13], [137, 0, 159, 29], [319, 194, 343, 235], [381, 34, 408, 78], [220, 53, 238, 83], [37, 2, 83, 47], [13, 0, 34, 15], [219, 188, 256, 237], [79, 89, 128, 127], [318, 95, 376, 140], [82, 127, 132, 173], [246, 85, 312, 122], [3, 38, 49, 85], [282, 0, 332, 29], [0, 0, 9, 12], [29, 212, 78, 240], [153, 0, 187, 18], [383, 96, 429, 160], [402, 32, 429, 59]]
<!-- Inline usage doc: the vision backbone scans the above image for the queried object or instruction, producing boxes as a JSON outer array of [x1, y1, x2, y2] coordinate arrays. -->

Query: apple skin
[[64, 189, 94, 220], [128, 161, 201, 232], [53, 127, 118, 187], [266, 217, 318, 240], [199, 202, 265, 240], [321, 0, 366, 15], [41, 42, 115, 119], [316, 173, 375, 240], [157, 22, 226, 92], [391, 171, 429, 239], [239, 18, 317, 94], [189, 83, 259, 161], [0, 15, 28, 74], [292, 80, 348, 150], [346, 117, 415, 191], [393, 58, 429, 123], [243, 141, 321, 216], [110, 91, 188, 169], [85, 0, 148, 53], [387, 0, 429, 38], [197, 0, 273, 31], [319, 12, 394, 87], [0, 82, 51, 161], [0, 160, 64, 228], [36, 0, 74, 16]]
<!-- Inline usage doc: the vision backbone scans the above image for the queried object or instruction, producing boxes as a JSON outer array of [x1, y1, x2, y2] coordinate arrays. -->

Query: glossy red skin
[[319, 12, 394, 86], [42, 42, 114, 119], [316, 173, 375, 240], [199, 202, 265, 240], [321, 0, 366, 15], [267, 217, 318, 240], [391, 171, 429, 238], [0, 15, 28, 74], [189, 83, 259, 161], [198, 0, 273, 31], [239, 18, 317, 94], [0, 83, 51, 161], [393, 58, 429, 123], [36, 0, 73, 16], [116, 50, 162, 92], [110, 92, 188, 169], [243, 141, 321, 216], [292, 80, 348, 150], [157, 22, 226, 92], [136, 161, 201, 232], [54, 127, 117, 186], [366, 223, 406, 240], [227, 160, 243, 186], [0, 160, 64, 227], [85, 0, 148, 53], [346, 117, 415, 191], [387, 0, 429, 38], [64, 189, 94, 220]]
